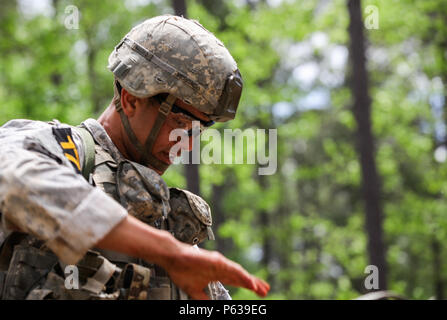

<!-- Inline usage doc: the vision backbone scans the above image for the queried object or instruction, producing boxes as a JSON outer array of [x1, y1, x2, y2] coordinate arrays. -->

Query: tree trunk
[[172, 0, 187, 17], [211, 183, 232, 254], [86, 42, 101, 115], [347, 0, 387, 290], [185, 157, 200, 195], [197, 0, 229, 30], [258, 173, 274, 287], [432, 238, 444, 299]]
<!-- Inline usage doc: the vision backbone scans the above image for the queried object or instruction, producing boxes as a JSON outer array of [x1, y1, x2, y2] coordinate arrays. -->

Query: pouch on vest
[[2, 245, 58, 300], [115, 263, 151, 300], [116, 161, 170, 225]]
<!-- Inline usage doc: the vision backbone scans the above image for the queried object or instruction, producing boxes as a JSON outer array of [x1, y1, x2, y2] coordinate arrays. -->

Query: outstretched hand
[[163, 243, 270, 300], [97, 215, 270, 300]]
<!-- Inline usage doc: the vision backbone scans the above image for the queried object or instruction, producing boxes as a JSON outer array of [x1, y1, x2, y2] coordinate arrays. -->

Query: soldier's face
[[122, 91, 211, 174]]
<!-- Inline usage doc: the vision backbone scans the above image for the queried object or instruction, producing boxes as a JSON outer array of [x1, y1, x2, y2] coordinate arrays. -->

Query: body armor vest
[[0, 120, 177, 300], [90, 139, 187, 300], [0, 119, 229, 300]]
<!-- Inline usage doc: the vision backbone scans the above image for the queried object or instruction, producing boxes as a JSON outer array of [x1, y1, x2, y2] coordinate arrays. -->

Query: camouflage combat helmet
[[108, 15, 243, 172]]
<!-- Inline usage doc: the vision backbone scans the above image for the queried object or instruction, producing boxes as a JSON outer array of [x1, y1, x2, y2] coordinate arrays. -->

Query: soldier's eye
[[192, 237, 199, 244]]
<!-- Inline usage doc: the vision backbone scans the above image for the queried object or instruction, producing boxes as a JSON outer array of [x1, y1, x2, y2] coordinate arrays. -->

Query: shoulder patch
[[52, 127, 81, 174]]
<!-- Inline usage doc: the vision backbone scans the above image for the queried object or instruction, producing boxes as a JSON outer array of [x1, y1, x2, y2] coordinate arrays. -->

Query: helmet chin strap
[[113, 81, 175, 173]]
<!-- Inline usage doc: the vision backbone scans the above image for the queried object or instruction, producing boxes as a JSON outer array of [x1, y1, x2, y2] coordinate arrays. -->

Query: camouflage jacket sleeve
[[0, 119, 127, 265]]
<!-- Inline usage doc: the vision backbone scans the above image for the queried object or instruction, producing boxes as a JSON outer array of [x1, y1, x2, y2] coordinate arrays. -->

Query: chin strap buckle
[[159, 94, 176, 116]]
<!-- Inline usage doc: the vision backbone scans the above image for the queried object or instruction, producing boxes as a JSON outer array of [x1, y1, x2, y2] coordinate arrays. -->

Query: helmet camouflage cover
[[108, 14, 243, 122]]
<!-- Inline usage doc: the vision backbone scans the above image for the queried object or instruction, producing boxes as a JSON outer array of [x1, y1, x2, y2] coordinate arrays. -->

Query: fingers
[[170, 247, 271, 299], [213, 255, 271, 297], [235, 274, 270, 297], [254, 278, 270, 297]]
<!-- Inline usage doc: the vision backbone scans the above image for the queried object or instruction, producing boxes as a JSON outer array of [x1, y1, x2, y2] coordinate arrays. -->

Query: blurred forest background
[[1, 0, 447, 299]]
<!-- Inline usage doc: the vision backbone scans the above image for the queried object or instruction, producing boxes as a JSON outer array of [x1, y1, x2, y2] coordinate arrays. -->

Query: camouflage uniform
[[0, 118, 125, 299], [83, 118, 227, 300], [0, 14, 241, 300], [0, 118, 227, 299], [0, 119, 127, 266]]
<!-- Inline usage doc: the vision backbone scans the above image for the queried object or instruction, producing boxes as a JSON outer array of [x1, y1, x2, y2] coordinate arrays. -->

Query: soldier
[[0, 15, 269, 300]]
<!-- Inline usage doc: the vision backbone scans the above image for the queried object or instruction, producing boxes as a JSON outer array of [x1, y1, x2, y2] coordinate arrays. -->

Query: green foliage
[[1, 0, 447, 300]]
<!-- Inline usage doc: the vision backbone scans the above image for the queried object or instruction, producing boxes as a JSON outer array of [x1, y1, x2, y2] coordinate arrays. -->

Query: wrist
[[139, 227, 183, 267], [96, 215, 183, 267]]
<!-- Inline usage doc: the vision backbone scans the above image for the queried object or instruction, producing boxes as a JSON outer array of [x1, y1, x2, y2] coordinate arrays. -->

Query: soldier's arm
[[96, 214, 270, 299], [0, 147, 127, 265], [0, 143, 269, 299]]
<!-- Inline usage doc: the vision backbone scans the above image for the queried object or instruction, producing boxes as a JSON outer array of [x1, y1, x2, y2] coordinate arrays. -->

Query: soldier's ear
[[121, 88, 138, 117]]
